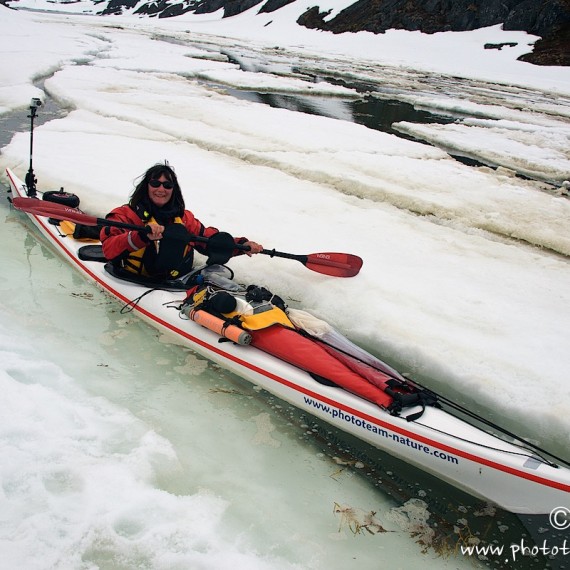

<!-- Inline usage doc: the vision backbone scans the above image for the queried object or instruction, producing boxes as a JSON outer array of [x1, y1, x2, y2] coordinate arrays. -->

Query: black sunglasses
[[149, 179, 173, 190]]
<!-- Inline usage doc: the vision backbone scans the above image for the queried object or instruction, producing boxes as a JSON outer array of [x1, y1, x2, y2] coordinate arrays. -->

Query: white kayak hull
[[6, 167, 570, 514]]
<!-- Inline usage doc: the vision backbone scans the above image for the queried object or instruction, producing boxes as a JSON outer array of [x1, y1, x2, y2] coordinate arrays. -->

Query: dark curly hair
[[129, 163, 185, 217]]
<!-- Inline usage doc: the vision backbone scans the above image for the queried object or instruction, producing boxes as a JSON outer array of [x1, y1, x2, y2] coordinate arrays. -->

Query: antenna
[[25, 97, 42, 197]]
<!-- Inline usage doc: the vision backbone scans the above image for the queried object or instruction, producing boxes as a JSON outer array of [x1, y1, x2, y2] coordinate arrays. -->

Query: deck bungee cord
[[295, 322, 569, 468]]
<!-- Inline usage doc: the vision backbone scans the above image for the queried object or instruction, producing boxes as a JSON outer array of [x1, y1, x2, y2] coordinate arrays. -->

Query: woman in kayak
[[100, 163, 263, 279]]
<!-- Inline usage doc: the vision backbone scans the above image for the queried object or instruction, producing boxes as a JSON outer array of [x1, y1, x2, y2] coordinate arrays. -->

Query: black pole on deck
[[25, 97, 42, 197]]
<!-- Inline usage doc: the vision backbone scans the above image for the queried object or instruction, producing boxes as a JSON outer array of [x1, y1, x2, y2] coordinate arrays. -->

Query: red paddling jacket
[[100, 203, 247, 278]]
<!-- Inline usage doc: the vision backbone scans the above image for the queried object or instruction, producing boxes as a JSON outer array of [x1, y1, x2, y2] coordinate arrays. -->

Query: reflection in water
[[224, 87, 455, 141], [0, 82, 67, 149], [220, 51, 482, 170], [220, 50, 455, 138]]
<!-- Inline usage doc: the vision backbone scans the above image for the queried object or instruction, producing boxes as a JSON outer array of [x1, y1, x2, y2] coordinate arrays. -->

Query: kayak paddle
[[11, 196, 363, 277]]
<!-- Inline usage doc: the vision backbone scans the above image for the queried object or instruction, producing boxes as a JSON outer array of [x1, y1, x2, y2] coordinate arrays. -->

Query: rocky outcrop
[[130, 0, 569, 65], [131, 0, 266, 17], [298, 0, 561, 36], [297, 0, 570, 65], [258, 0, 296, 14], [9, 0, 568, 65], [98, 0, 139, 16], [518, 23, 570, 65]]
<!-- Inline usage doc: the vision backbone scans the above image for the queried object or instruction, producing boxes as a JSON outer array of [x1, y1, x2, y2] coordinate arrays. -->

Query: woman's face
[[148, 174, 174, 208]]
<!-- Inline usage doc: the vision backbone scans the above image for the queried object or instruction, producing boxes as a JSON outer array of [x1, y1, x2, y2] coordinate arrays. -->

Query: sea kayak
[[6, 166, 570, 515]]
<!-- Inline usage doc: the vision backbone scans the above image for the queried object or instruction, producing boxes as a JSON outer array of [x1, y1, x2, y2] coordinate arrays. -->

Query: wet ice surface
[[1, 8, 569, 569], [216, 40, 570, 187], [141, 34, 570, 258]]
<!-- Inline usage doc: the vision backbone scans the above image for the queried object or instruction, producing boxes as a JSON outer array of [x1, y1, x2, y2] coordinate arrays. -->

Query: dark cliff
[[14, 0, 569, 65], [296, 0, 570, 66]]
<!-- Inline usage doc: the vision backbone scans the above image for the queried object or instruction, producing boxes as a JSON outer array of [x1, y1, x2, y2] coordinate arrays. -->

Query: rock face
[[298, 0, 563, 36], [10, 0, 569, 65], [297, 0, 570, 66], [125, 0, 270, 18]]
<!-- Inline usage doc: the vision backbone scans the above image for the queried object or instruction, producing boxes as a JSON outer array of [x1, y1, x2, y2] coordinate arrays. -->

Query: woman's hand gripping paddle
[[12, 197, 363, 277]]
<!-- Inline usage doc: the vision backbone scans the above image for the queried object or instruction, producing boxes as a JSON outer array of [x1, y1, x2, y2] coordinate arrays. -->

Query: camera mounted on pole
[[25, 97, 42, 197]]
